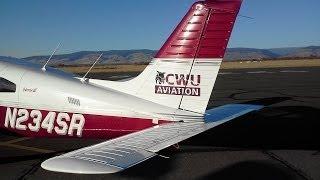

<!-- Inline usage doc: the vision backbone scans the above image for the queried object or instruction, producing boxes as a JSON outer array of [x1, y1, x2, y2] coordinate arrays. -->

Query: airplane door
[[0, 66, 26, 107]]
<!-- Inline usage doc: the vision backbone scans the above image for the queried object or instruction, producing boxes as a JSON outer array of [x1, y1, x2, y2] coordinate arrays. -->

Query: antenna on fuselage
[[81, 53, 103, 83], [42, 43, 61, 71]]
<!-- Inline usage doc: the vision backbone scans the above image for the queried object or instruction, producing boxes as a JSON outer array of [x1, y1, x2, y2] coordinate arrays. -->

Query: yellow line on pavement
[[4, 137, 31, 144], [0, 142, 54, 153], [0, 137, 55, 153]]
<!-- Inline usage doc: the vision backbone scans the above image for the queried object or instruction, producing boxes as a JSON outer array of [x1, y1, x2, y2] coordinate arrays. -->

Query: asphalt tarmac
[[0, 67, 319, 180]]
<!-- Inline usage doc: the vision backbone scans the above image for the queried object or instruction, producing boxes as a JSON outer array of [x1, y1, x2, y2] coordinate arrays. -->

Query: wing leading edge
[[41, 104, 263, 174]]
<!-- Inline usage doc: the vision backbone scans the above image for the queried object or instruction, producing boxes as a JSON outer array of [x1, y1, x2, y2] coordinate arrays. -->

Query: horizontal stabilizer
[[41, 104, 263, 174], [205, 104, 264, 123]]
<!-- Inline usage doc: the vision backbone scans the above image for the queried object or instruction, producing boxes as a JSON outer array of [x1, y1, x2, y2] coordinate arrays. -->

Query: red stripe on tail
[[155, 0, 242, 59]]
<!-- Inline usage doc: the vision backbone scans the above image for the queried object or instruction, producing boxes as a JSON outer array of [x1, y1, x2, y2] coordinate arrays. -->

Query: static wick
[[42, 43, 61, 72], [81, 53, 103, 83], [239, 14, 254, 20]]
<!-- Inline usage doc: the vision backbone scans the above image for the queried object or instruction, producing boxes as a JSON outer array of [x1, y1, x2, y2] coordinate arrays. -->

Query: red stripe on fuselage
[[0, 106, 169, 139]]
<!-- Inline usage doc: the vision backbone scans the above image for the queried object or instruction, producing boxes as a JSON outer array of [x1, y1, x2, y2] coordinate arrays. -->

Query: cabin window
[[0, 77, 16, 92]]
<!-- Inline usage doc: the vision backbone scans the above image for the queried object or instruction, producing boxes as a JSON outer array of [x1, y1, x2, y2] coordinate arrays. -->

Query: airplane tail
[[91, 0, 242, 114]]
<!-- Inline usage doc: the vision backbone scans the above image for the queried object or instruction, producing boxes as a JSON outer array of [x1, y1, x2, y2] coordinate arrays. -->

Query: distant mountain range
[[23, 49, 156, 65], [1, 46, 319, 65], [225, 46, 320, 60]]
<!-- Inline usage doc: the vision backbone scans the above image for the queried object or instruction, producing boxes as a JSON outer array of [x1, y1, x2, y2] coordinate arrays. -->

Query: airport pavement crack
[[262, 150, 313, 180], [18, 159, 42, 180]]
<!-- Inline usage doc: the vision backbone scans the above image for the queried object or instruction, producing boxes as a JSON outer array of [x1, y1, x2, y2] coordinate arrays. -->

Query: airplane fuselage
[[0, 60, 186, 139]]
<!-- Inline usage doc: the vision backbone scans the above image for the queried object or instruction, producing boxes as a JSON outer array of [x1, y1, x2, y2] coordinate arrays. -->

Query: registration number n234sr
[[4, 107, 85, 137]]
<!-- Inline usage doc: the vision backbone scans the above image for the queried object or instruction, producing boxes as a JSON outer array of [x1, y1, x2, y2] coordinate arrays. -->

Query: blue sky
[[0, 0, 319, 58]]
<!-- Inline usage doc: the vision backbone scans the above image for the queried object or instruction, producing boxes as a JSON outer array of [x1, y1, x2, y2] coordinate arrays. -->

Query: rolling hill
[[1, 46, 319, 65]]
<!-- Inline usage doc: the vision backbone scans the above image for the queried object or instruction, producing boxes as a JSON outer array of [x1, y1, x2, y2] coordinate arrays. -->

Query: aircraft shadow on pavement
[[198, 161, 297, 180], [116, 155, 297, 179], [184, 97, 320, 150]]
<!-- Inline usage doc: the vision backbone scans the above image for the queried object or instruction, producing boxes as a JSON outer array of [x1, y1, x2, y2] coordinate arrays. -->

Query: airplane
[[0, 0, 262, 174]]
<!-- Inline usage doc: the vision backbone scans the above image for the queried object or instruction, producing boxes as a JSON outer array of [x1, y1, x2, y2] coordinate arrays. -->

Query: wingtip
[[41, 157, 123, 174]]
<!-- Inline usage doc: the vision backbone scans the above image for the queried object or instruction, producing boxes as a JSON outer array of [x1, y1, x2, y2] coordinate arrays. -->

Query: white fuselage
[[0, 59, 201, 138]]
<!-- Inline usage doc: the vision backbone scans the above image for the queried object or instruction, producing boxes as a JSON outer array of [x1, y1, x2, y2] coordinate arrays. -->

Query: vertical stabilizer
[[91, 0, 242, 114]]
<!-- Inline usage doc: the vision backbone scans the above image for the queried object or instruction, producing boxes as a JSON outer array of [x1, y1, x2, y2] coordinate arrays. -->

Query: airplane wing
[[41, 104, 263, 174]]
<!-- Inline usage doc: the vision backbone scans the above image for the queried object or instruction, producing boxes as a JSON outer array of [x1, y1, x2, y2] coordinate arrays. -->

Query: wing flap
[[41, 104, 263, 174]]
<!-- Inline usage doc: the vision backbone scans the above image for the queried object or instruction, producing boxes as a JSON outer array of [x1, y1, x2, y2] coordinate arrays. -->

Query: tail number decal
[[4, 107, 85, 137], [155, 71, 201, 96]]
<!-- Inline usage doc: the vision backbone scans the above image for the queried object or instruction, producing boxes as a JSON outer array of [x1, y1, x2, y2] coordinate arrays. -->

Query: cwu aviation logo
[[155, 71, 166, 84], [155, 71, 201, 96]]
